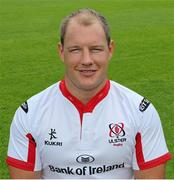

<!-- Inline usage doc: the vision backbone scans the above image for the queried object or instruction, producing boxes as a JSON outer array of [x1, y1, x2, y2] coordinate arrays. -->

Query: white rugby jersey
[[6, 80, 172, 179]]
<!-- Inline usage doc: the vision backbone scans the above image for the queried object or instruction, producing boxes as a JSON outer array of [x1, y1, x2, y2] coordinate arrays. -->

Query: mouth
[[78, 69, 97, 77]]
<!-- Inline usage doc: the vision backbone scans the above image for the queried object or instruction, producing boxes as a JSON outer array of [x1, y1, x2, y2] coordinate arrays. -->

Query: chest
[[34, 100, 137, 169]]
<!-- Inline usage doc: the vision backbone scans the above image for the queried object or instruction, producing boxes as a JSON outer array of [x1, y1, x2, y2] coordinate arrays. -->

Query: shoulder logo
[[21, 101, 28, 113], [139, 98, 150, 112]]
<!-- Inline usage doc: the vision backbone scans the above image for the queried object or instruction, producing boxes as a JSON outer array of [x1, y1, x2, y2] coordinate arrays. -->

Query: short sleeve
[[6, 105, 41, 171], [132, 103, 172, 170]]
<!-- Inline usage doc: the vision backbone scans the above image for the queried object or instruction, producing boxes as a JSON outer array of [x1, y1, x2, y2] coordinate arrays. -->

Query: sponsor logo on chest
[[48, 162, 125, 176]]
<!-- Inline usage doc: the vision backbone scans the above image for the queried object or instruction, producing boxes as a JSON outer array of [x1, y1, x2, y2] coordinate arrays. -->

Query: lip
[[78, 69, 97, 77]]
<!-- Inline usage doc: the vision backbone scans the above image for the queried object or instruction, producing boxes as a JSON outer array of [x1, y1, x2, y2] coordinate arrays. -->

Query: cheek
[[64, 54, 81, 65], [95, 56, 110, 68], [93, 52, 110, 62], [64, 59, 79, 73]]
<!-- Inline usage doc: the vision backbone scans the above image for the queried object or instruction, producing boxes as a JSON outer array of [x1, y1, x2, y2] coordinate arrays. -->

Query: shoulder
[[19, 82, 61, 115], [110, 80, 145, 106], [109, 80, 154, 116], [12, 82, 61, 133], [109, 80, 162, 134]]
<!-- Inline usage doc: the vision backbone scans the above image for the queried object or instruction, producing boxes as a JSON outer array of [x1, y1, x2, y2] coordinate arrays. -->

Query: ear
[[108, 40, 115, 60], [57, 43, 64, 62]]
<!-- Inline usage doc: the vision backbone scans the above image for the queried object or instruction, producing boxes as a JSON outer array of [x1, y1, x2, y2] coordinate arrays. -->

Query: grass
[[0, 0, 173, 178]]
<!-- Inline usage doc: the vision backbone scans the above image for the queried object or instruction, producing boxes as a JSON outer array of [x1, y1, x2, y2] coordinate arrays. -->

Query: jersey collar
[[59, 80, 110, 114]]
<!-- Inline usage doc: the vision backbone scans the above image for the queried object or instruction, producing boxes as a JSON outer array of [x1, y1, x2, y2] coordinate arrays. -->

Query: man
[[6, 8, 172, 179]]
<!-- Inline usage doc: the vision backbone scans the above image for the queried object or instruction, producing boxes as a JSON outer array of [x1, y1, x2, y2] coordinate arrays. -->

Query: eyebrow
[[67, 46, 81, 50], [67, 45, 105, 49], [90, 45, 105, 48]]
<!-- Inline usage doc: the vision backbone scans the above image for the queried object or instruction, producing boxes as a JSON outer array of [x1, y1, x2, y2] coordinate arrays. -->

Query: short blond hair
[[60, 8, 111, 46]]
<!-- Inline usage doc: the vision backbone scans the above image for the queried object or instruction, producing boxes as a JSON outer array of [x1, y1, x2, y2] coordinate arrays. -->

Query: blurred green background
[[0, 0, 173, 178]]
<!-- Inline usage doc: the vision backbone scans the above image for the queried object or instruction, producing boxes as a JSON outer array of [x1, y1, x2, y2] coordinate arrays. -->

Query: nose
[[81, 48, 93, 66]]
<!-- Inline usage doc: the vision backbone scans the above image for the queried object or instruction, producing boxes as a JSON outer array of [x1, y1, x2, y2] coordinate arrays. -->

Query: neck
[[64, 77, 107, 105]]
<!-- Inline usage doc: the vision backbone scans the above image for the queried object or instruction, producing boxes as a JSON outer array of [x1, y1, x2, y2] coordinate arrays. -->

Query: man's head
[[60, 8, 111, 46], [58, 9, 114, 94]]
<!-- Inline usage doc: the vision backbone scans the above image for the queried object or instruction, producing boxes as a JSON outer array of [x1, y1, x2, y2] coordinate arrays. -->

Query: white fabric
[[7, 80, 170, 179]]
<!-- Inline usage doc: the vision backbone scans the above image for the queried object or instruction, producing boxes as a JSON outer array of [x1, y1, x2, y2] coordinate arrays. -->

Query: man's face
[[58, 19, 114, 92]]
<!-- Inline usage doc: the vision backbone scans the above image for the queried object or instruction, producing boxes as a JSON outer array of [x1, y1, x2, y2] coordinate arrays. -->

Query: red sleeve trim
[[6, 133, 36, 171], [26, 133, 36, 165], [135, 132, 172, 170], [139, 152, 172, 170], [6, 156, 34, 171], [135, 132, 145, 166]]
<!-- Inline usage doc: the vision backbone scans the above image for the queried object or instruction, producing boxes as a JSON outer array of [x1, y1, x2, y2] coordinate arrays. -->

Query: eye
[[90, 47, 103, 53], [69, 48, 81, 53]]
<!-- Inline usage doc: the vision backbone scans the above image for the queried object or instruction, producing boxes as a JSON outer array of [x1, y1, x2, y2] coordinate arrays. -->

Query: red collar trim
[[59, 80, 110, 114]]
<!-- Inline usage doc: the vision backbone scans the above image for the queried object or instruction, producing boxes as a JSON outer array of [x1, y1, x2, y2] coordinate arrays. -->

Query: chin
[[80, 85, 97, 91], [78, 81, 103, 91]]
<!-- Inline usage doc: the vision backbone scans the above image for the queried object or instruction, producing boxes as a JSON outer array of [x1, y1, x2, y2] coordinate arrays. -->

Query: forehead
[[64, 18, 106, 46]]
